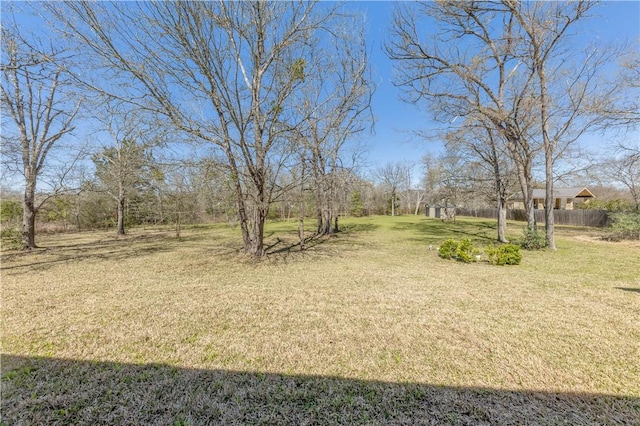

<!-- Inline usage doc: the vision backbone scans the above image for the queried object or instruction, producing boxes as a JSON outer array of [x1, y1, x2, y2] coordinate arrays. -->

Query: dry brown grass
[[2, 217, 639, 424]]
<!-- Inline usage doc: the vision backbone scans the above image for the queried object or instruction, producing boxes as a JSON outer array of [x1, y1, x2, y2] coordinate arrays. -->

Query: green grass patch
[[2, 216, 639, 423]]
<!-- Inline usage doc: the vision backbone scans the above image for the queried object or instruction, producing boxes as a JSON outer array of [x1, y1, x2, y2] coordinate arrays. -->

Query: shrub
[[608, 211, 640, 241], [518, 227, 547, 250], [485, 243, 522, 266], [438, 239, 458, 260], [456, 238, 480, 263], [438, 238, 479, 263]]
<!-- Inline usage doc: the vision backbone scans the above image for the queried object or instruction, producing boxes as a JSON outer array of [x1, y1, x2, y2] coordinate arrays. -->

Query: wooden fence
[[455, 208, 611, 228]]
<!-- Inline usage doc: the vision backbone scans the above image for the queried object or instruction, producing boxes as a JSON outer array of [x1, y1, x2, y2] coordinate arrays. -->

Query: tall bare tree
[[592, 46, 639, 208], [375, 162, 412, 217], [49, 1, 364, 256], [444, 119, 517, 242], [292, 17, 373, 235], [504, 0, 615, 249], [387, 1, 540, 230], [603, 142, 640, 210], [0, 27, 80, 249], [421, 154, 442, 209], [397, 161, 416, 216], [389, 1, 623, 249]]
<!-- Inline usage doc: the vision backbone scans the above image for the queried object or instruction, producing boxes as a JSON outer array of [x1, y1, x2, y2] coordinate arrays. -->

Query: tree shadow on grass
[[2, 354, 637, 425], [0, 232, 199, 275], [262, 223, 380, 259], [392, 219, 497, 246], [340, 222, 380, 234], [265, 234, 329, 255], [615, 287, 640, 294]]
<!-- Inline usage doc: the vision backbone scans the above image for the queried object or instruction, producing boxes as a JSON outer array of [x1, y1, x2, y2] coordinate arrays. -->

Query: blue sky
[[354, 1, 640, 169], [2, 1, 639, 187]]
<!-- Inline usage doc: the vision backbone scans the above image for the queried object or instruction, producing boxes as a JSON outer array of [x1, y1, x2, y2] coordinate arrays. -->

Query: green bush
[[456, 238, 480, 263], [438, 238, 479, 263], [518, 227, 547, 250], [438, 239, 459, 260], [1, 227, 22, 250], [608, 211, 640, 241], [485, 243, 522, 266]]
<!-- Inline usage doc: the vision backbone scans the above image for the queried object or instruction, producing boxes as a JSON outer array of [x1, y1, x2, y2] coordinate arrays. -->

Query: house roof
[[511, 187, 595, 200]]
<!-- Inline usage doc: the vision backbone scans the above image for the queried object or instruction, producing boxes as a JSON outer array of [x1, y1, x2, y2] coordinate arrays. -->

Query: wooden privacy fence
[[455, 208, 611, 228]]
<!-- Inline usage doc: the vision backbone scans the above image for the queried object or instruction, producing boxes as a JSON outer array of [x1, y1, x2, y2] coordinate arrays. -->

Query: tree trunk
[[22, 184, 37, 249], [316, 208, 323, 234], [515, 165, 536, 230], [538, 64, 556, 250], [298, 162, 305, 250], [544, 174, 555, 249], [236, 197, 250, 252], [298, 203, 305, 250], [494, 165, 509, 243], [315, 179, 334, 236], [497, 196, 508, 243], [116, 195, 126, 236], [249, 204, 267, 256], [321, 208, 332, 235], [505, 134, 536, 230], [224, 145, 251, 253], [317, 212, 332, 235], [391, 189, 396, 217], [414, 192, 424, 215]]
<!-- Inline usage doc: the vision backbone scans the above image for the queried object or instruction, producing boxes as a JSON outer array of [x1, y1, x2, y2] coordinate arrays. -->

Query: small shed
[[509, 187, 595, 210]]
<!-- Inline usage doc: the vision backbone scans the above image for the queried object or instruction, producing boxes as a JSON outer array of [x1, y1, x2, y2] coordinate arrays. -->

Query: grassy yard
[[1, 215, 639, 425]]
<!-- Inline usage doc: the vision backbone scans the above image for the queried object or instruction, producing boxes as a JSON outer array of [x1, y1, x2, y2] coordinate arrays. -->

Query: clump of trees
[[1, 25, 81, 249], [1, 1, 637, 253], [46, 1, 373, 256], [387, 0, 629, 248]]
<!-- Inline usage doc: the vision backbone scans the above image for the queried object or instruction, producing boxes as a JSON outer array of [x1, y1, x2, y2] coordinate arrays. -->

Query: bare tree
[[590, 32, 640, 130], [504, 0, 616, 249], [602, 142, 640, 210], [436, 153, 472, 221], [444, 120, 517, 242], [49, 1, 364, 256], [292, 18, 373, 235], [0, 27, 80, 249], [591, 46, 639, 208], [421, 154, 441, 209], [293, 157, 308, 249], [387, 1, 540, 230], [388, 1, 623, 249], [397, 161, 416, 215], [375, 162, 412, 217], [616, 151, 640, 211]]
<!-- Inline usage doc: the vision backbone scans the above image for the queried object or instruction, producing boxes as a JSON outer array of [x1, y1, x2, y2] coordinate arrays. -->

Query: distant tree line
[[1, 1, 638, 252]]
